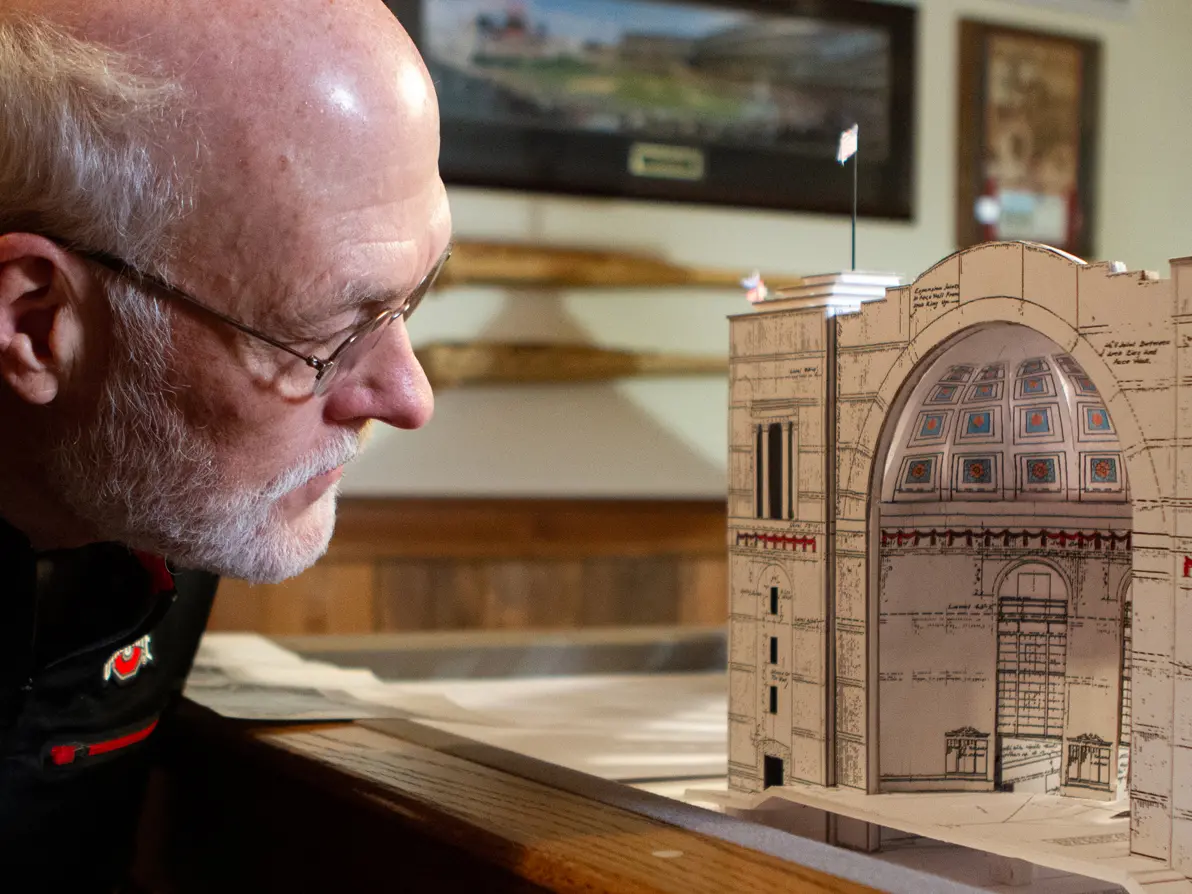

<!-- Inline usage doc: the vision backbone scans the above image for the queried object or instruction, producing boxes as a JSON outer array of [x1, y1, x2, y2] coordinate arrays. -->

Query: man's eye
[[290, 303, 386, 350], [299, 314, 367, 350]]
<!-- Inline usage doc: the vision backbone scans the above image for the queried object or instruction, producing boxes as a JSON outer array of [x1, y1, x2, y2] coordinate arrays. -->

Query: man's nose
[[321, 319, 434, 430]]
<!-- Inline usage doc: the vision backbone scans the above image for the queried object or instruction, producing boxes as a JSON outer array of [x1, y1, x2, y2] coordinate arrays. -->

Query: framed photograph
[[957, 21, 1101, 258], [385, 0, 916, 218]]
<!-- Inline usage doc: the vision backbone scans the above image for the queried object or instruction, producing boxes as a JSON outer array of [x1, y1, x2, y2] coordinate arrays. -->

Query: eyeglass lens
[[309, 248, 449, 396], [311, 313, 394, 397]]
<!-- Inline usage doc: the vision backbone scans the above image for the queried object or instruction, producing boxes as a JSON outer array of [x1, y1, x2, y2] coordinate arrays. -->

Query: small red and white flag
[[741, 270, 768, 304], [836, 123, 859, 164]]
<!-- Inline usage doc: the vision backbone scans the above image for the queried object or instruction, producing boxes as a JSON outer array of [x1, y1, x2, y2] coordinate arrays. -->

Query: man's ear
[[0, 234, 90, 406]]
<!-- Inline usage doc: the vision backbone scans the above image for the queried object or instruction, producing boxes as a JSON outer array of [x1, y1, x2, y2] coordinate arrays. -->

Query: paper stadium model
[[727, 240, 1192, 881]]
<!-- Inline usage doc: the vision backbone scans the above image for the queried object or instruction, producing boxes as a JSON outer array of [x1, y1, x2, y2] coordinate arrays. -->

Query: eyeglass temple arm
[[189, 307, 328, 372], [82, 248, 327, 372]]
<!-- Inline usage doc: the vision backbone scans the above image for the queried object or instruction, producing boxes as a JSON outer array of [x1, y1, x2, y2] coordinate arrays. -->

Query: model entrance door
[[996, 566, 1068, 739]]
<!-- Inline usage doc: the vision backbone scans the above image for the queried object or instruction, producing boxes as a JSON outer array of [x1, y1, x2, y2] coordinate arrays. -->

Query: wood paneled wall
[[208, 499, 728, 636]]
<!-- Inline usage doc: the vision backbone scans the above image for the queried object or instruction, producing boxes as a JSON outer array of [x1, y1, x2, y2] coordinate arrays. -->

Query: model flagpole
[[837, 123, 859, 271], [852, 142, 858, 270]]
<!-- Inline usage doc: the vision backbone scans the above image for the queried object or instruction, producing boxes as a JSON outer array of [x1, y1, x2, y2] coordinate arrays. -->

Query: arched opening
[[873, 324, 1132, 799], [995, 560, 1069, 793]]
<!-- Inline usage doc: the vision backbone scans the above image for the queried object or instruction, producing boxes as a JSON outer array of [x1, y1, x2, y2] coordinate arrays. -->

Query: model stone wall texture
[[728, 241, 1190, 871]]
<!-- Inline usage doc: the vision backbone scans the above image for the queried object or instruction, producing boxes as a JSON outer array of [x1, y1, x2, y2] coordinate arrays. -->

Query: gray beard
[[46, 287, 340, 583]]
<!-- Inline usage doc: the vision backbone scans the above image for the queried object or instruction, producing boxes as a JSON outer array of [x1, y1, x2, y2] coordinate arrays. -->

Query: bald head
[[17, 0, 447, 317]]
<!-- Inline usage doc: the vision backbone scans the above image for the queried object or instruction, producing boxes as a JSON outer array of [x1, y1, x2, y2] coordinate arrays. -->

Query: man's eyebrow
[[323, 283, 405, 317], [322, 244, 452, 317], [272, 285, 394, 338]]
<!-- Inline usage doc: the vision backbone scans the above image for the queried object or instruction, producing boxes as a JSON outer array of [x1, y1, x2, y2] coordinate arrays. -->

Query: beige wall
[[344, 0, 1192, 499]]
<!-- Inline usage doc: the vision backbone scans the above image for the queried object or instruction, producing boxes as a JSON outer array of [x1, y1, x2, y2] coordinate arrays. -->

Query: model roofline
[[910, 241, 1089, 285]]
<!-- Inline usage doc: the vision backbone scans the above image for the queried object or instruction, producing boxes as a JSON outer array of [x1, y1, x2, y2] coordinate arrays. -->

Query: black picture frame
[[385, 0, 916, 219]]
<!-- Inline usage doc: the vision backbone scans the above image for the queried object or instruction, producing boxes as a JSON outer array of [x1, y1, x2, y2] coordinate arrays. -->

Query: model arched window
[[754, 422, 793, 520]]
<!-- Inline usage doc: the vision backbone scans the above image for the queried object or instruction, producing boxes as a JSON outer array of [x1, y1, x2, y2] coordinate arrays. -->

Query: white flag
[[836, 123, 859, 164]]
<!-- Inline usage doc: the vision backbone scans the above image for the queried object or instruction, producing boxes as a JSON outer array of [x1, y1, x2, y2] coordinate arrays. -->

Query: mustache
[[260, 430, 360, 500]]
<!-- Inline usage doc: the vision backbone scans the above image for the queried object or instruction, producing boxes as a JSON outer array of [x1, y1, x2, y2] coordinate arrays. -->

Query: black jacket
[[0, 518, 217, 888]]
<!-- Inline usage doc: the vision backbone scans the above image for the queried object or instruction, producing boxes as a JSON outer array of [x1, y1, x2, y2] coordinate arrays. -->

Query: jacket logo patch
[[103, 634, 154, 684]]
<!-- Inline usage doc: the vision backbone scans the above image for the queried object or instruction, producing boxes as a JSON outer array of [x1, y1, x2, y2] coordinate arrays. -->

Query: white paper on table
[[385, 672, 729, 781], [189, 635, 727, 780], [186, 633, 492, 724], [184, 665, 412, 721], [193, 632, 307, 668]]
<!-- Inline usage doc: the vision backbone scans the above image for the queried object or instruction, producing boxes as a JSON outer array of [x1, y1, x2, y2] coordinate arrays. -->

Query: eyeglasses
[[60, 241, 451, 397]]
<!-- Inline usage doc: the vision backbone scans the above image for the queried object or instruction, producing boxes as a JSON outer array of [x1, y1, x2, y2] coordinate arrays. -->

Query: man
[[0, 0, 447, 885]]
